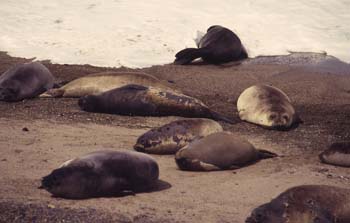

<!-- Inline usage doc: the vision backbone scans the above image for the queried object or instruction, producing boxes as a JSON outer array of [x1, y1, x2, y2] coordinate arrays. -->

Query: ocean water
[[0, 0, 349, 68]]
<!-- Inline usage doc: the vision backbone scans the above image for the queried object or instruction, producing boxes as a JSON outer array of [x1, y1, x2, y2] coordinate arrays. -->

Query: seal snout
[[78, 95, 96, 112], [134, 143, 146, 152]]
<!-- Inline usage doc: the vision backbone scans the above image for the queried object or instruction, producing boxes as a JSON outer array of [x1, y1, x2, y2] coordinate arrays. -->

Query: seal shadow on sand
[[40, 179, 172, 200]]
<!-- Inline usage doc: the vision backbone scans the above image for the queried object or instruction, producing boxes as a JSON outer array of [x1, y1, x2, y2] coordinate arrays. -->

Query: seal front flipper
[[174, 47, 210, 65], [39, 88, 65, 97], [256, 149, 278, 159], [210, 110, 236, 124]]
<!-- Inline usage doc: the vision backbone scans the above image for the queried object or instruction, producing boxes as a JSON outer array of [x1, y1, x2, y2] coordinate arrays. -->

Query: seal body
[[246, 185, 350, 223], [319, 142, 350, 167], [134, 118, 223, 154], [40, 72, 176, 97], [175, 131, 276, 171], [174, 25, 248, 65], [78, 84, 234, 124], [237, 84, 300, 130], [40, 150, 159, 199], [0, 62, 54, 102]]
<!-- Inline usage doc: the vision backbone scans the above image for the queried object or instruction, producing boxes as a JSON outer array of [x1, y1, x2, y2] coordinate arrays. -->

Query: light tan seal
[[40, 71, 177, 97], [319, 141, 350, 167], [175, 131, 276, 171], [237, 84, 301, 130], [246, 185, 350, 223], [78, 84, 235, 124], [134, 118, 223, 154], [39, 150, 159, 199]]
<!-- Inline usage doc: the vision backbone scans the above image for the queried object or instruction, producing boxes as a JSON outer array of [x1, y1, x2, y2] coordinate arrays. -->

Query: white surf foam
[[0, 0, 349, 68]]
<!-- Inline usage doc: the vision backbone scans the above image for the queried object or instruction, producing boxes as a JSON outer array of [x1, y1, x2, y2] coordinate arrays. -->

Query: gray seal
[[40, 71, 177, 97], [319, 141, 350, 167], [134, 118, 223, 154], [174, 25, 248, 65], [0, 62, 54, 102], [40, 150, 159, 199], [237, 84, 301, 130], [246, 185, 350, 223], [175, 131, 276, 171], [78, 84, 235, 124]]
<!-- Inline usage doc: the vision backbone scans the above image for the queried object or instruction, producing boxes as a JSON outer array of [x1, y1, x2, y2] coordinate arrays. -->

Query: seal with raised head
[[78, 84, 235, 124], [246, 185, 350, 223], [40, 71, 177, 97], [174, 25, 248, 65], [0, 62, 54, 102], [134, 118, 223, 154], [237, 84, 301, 130], [175, 131, 277, 171], [40, 150, 159, 199], [319, 141, 350, 167]]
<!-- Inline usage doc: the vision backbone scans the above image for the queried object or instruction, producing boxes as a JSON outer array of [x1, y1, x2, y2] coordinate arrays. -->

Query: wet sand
[[0, 51, 349, 222]]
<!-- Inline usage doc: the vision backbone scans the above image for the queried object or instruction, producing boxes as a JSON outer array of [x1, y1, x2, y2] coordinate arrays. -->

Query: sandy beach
[[0, 51, 349, 223]]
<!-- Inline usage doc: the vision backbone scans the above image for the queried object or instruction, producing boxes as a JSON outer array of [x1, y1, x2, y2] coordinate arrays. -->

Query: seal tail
[[257, 149, 278, 159], [39, 88, 65, 98], [174, 47, 210, 65], [210, 110, 236, 124]]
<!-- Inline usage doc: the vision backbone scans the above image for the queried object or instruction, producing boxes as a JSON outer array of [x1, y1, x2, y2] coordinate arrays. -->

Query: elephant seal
[[246, 185, 350, 223], [40, 72, 177, 97], [78, 84, 235, 124], [237, 84, 301, 130], [175, 131, 277, 171], [319, 141, 350, 167], [134, 118, 223, 154], [0, 62, 54, 102], [174, 25, 248, 65], [40, 150, 159, 199]]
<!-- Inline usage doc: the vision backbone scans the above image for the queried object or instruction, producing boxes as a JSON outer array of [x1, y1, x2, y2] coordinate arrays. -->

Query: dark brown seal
[[246, 185, 350, 223], [40, 150, 159, 199], [319, 141, 350, 167], [174, 25, 247, 65], [175, 131, 276, 171], [0, 62, 54, 102], [78, 84, 235, 124], [134, 118, 223, 154]]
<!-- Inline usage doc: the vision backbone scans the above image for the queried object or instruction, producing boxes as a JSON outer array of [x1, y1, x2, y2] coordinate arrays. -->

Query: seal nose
[[133, 143, 145, 152]]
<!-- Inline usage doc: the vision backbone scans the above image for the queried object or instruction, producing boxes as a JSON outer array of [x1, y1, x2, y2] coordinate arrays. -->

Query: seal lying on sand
[[246, 185, 350, 223], [319, 141, 350, 167], [0, 62, 54, 102], [174, 25, 248, 65], [78, 84, 235, 124], [40, 150, 159, 199], [134, 118, 223, 154], [40, 72, 177, 97], [237, 84, 301, 130], [175, 131, 276, 171]]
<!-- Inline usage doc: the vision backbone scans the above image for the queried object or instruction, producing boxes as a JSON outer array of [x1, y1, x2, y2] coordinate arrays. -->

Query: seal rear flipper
[[210, 110, 236, 124], [174, 48, 210, 65], [39, 88, 65, 98], [257, 149, 278, 159]]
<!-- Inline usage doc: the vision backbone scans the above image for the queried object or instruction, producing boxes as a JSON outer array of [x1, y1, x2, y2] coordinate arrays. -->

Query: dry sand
[[0, 52, 349, 222]]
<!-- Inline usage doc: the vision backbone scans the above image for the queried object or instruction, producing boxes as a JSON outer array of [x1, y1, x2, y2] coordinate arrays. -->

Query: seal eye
[[269, 114, 277, 120], [282, 114, 289, 122]]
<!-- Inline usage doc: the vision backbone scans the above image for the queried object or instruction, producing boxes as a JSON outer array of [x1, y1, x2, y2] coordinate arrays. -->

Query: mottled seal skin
[[246, 185, 350, 223], [134, 118, 223, 154], [175, 131, 276, 171], [174, 25, 248, 65], [40, 72, 177, 97], [0, 62, 54, 102], [237, 84, 301, 130], [78, 84, 235, 124], [40, 150, 159, 199], [319, 142, 350, 167]]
